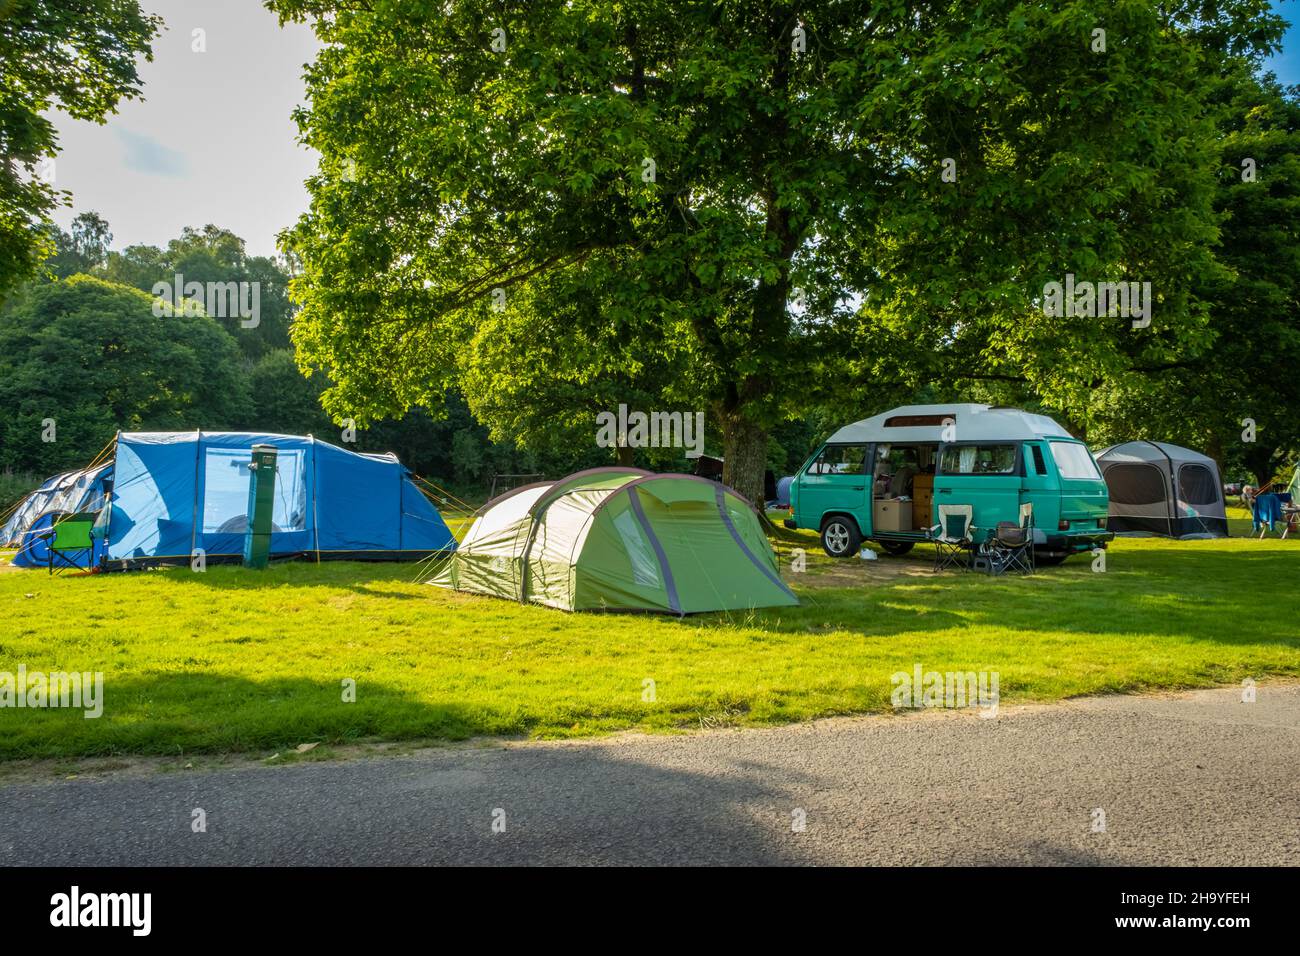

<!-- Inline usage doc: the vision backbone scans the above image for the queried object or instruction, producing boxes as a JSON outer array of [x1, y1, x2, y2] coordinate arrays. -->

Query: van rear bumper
[[1038, 530, 1114, 555]]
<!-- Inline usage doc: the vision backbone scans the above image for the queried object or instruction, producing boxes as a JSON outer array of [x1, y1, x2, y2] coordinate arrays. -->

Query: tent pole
[[311, 435, 320, 564], [1143, 440, 1178, 537], [190, 429, 202, 563], [101, 431, 121, 570]]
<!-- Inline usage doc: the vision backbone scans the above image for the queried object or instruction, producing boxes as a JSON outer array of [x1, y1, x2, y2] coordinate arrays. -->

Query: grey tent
[[0, 464, 113, 547], [1094, 441, 1228, 538]]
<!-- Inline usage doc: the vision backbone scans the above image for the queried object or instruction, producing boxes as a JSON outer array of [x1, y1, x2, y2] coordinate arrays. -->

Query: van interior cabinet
[[874, 498, 912, 532], [912, 473, 934, 530]]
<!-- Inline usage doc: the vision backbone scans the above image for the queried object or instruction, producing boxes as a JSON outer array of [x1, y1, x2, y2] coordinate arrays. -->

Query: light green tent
[[430, 467, 798, 614]]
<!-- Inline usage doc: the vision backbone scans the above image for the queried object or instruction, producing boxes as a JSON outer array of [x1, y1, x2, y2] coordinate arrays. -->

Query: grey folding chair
[[985, 502, 1034, 575]]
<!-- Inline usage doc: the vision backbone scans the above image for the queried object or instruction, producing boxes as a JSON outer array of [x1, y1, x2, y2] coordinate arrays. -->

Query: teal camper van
[[785, 404, 1112, 565]]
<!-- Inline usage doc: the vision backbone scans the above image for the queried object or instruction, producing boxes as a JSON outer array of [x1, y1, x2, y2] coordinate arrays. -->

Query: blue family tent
[[6, 431, 455, 570]]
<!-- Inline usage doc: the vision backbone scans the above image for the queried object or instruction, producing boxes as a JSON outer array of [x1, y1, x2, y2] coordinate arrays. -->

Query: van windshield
[[1049, 441, 1102, 480]]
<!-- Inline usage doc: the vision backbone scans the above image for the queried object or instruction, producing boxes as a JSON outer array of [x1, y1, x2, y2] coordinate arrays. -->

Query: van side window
[[809, 444, 866, 475], [1030, 445, 1047, 476], [940, 444, 1017, 475]]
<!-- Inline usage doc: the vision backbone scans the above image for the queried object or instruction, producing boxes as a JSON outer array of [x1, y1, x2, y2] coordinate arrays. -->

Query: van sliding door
[[934, 442, 1024, 536]]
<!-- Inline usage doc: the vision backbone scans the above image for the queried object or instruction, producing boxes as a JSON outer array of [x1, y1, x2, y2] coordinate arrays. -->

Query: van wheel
[[1035, 553, 1069, 567], [820, 517, 861, 558], [878, 541, 914, 557]]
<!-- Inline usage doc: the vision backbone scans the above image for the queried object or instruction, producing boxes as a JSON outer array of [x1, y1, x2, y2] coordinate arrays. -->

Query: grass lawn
[[1, 505, 1297, 760]]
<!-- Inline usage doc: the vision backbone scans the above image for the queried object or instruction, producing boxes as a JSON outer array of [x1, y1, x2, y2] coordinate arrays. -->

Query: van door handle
[[849, 485, 863, 491], [938, 488, 951, 494]]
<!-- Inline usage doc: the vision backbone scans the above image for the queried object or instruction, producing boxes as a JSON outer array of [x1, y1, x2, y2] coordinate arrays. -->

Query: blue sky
[[51, 0, 319, 259], [1266, 0, 1300, 85], [48, 0, 1300, 260]]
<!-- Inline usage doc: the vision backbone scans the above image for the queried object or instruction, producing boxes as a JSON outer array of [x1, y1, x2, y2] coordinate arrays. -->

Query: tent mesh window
[[1178, 464, 1219, 506], [1107, 463, 1167, 505], [202, 447, 308, 534]]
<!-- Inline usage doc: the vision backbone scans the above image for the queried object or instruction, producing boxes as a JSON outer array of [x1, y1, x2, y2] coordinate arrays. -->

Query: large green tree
[[272, 0, 1281, 503], [0, 0, 159, 296], [0, 275, 250, 473]]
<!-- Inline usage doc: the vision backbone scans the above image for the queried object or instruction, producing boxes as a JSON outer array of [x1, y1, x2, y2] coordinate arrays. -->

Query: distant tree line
[[0, 217, 723, 491]]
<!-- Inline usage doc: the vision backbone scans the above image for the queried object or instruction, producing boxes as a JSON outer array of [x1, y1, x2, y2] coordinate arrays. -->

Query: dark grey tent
[[1094, 441, 1228, 538]]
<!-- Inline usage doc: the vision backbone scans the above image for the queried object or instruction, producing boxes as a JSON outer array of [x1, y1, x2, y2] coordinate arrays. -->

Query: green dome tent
[[430, 468, 798, 614]]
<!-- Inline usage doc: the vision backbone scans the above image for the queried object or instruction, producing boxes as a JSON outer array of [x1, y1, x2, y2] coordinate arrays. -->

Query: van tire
[[878, 541, 914, 557], [820, 516, 861, 558]]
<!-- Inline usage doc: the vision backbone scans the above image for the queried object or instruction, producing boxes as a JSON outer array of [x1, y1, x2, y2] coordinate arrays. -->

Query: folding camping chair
[[40, 513, 97, 575], [930, 504, 975, 572], [1277, 493, 1297, 540], [981, 502, 1035, 575]]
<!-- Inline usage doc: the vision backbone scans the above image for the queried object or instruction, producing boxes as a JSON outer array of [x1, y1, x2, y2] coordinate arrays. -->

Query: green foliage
[[42, 212, 113, 279], [100, 224, 295, 359], [6, 214, 612, 489], [270, 0, 1282, 503], [449, 428, 485, 485], [246, 348, 335, 436], [459, 273, 688, 464], [1086, 70, 1300, 482], [0, 275, 251, 473], [0, 469, 41, 515], [0, 0, 160, 294]]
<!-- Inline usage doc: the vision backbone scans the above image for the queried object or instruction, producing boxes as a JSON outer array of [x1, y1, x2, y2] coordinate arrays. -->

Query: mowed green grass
[[0, 505, 1296, 759]]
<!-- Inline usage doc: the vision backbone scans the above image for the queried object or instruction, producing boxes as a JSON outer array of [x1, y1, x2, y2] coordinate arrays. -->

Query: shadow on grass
[[137, 560, 433, 601], [0, 671, 505, 762], [692, 545, 1300, 648]]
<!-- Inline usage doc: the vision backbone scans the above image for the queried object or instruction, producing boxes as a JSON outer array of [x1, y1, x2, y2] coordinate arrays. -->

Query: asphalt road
[[1, 684, 1297, 866]]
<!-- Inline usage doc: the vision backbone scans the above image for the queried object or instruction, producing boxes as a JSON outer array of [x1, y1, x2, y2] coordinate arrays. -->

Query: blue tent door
[[196, 440, 314, 558]]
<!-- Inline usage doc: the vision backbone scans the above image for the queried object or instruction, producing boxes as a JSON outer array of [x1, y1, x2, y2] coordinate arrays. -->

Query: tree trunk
[[720, 410, 768, 506], [1244, 445, 1276, 487], [615, 444, 636, 468]]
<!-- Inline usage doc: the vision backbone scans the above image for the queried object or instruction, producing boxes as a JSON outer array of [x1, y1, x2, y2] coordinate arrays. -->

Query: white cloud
[[49, 0, 321, 258]]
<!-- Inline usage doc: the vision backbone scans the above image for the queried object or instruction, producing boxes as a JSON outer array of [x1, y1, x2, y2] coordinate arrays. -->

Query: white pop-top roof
[[826, 404, 1074, 445]]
